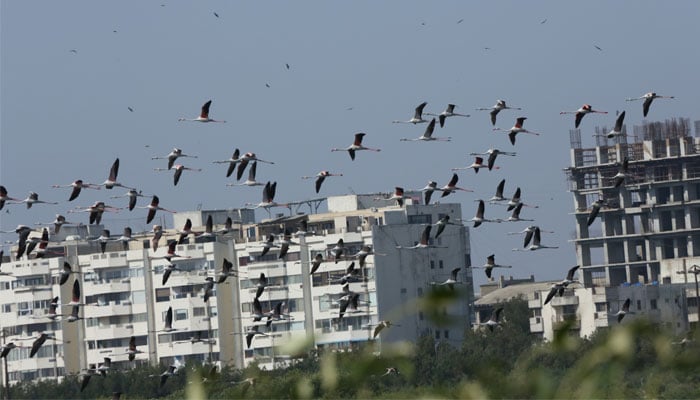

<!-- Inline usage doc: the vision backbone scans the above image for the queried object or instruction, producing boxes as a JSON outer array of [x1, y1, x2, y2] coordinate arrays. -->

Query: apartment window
[[650, 299, 657, 310], [175, 309, 188, 321], [444, 330, 449, 339], [637, 300, 642, 311], [408, 214, 432, 224], [155, 288, 170, 302], [439, 260, 444, 269], [2, 304, 11, 313], [193, 307, 206, 317], [435, 330, 440, 339], [400, 288, 407, 294], [430, 261, 435, 269]]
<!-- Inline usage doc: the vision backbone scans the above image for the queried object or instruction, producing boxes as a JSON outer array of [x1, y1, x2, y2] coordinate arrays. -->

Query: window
[[650, 299, 657, 310], [175, 309, 188, 321], [439, 260, 444, 269], [156, 288, 170, 302], [400, 288, 407, 294], [193, 307, 206, 317], [2, 304, 11, 313], [408, 214, 432, 224], [444, 330, 449, 339], [435, 330, 440, 339], [430, 261, 435, 269]]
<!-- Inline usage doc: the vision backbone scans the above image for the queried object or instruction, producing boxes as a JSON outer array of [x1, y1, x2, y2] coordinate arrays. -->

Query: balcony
[[550, 296, 579, 307], [87, 302, 133, 319], [86, 279, 131, 295]]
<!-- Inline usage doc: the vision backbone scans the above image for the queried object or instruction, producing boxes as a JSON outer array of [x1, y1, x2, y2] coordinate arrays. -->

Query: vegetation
[[8, 298, 700, 399]]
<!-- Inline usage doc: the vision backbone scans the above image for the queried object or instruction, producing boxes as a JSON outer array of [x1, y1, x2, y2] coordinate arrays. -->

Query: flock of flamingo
[[0, 88, 675, 387]]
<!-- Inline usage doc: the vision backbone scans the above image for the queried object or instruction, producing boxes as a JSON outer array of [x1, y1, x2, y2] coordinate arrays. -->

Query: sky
[[1, 1, 700, 289]]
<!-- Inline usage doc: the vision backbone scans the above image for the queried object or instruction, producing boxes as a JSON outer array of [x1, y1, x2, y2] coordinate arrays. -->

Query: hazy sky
[[2, 1, 699, 288]]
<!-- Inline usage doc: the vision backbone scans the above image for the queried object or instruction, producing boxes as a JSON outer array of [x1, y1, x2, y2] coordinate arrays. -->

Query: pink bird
[[138, 195, 176, 224], [625, 92, 675, 117], [452, 156, 499, 174], [52, 179, 101, 201], [560, 104, 607, 128], [331, 133, 381, 160], [178, 100, 226, 123], [0, 186, 22, 211], [154, 164, 202, 186], [493, 117, 541, 145], [476, 99, 522, 126], [440, 173, 473, 197], [101, 158, 135, 190], [301, 170, 343, 193]]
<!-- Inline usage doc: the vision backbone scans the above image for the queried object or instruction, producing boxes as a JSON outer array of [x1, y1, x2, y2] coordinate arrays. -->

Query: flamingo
[[351, 245, 382, 267], [110, 189, 147, 211], [560, 104, 607, 128], [36, 214, 76, 235], [152, 148, 197, 170], [611, 298, 633, 323], [399, 118, 451, 142], [338, 292, 360, 320], [178, 100, 226, 123], [13, 225, 33, 259], [434, 215, 459, 238], [93, 229, 113, 254], [254, 273, 268, 299], [371, 320, 400, 339], [154, 164, 202, 186], [138, 195, 176, 224], [331, 133, 381, 160], [215, 258, 236, 283], [117, 227, 134, 250], [504, 187, 538, 211], [513, 227, 558, 251], [440, 173, 473, 197], [18, 192, 58, 209], [470, 149, 516, 171], [212, 148, 241, 178], [474, 254, 512, 279], [507, 225, 552, 248], [153, 365, 178, 388], [396, 225, 446, 249], [151, 225, 163, 251], [79, 369, 97, 392], [426, 104, 470, 128], [161, 240, 191, 262], [452, 156, 498, 173], [258, 235, 278, 257], [471, 200, 502, 227], [177, 218, 201, 244], [506, 203, 534, 222], [26, 228, 50, 258], [544, 265, 581, 305], [483, 307, 503, 331], [277, 229, 297, 260], [125, 336, 145, 361], [66, 305, 90, 323], [375, 187, 408, 207], [595, 111, 626, 139], [489, 179, 507, 202], [175, 331, 216, 345], [227, 161, 264, 187], [0, 186, 22, 211], [476, 99, 521, 126], [309, 253, 324, 275], [159, 263, 182, 285], [302, 170, 343, 193], [59, 262, 79, 285], [203, 277, 215, 302], [493, 117, 541, 146], [67, 201, 121, 225], [587, 199, 607, 226], [30, 333, 56, 358], [245, 325, 268, 349], [431, 267, 461, 290], [417, 181, 442, 205], [236, 153, 275, 181], [160, 306, 178, 333], [51, 179, 100, 201], [330, 238, 345, 263], [392, 101, 428, 124], [0, 343, 19, 359], [625, 92, 674, 117], [245, 181, 285, 210], [612, 157, 630, 188], [100, 158, 135, 190], [329, 261, 362, 285]]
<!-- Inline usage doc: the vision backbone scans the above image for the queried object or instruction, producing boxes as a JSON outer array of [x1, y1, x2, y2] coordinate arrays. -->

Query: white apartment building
[[0, 194, 473, 383]]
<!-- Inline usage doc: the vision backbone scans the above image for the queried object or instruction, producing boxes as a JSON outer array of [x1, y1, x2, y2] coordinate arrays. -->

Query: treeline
[[8, 298, 700, 399]]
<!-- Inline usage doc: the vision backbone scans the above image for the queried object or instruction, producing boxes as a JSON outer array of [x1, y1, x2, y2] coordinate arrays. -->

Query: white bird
[[215, 258, 236, 283], [596, 111, 627, 139], [399, 119, 451, 142], [227, 161, 264, 187], [110, 189, 147, 211], [178, 100, 226, 123], [470, 200, 502, 227], [245, 181, 285, 210], [212, 148, 241, 178], [392, 101, 428, 124], [68, 201, 121, 225], [612, 157, 631, 188], [506, 203, 534, 222], [483, 307, 503, 331], [544, 265, 581, 305], [154, 164, 202, 186], [470, 149, 516, 171], [375, 187, 408, 207], [426, 103, 470, 128], [493, 117, 541, 146], [625, 92, 674, 117], [0, 186, 22, 211], [504, 187, 538, 211], [440, 173, 473, 198], [431, 267, 462, 290], [560, 104, 608, 128], [371, 320, 400, 339], [51, 179, 100, 201], [18, 192, 58, 209], [100, 158, 135, 190], [587, 199, 606, 226], [302, 170, 343, 193], [416, 181, 442, 205], [396, 225, 446, 249], [507, 225, 553, 248], [236, 152, 275, 181], [512, 227, 558, 251], [152, 148, 198, 170], [452, 156, 498, 173], [476, 99, 521, 126], [610, 298, 634, 323], [137, 195, 176, 224], [473, 254, 512, 280], [331, 133, 381, 160], [489, 179, 507, 202]]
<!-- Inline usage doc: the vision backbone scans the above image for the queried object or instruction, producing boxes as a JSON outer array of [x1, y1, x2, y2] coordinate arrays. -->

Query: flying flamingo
[[35, 214, 76, 235], [611, 298, 634, 323], [138, 195, 176, 224], [470, 200, 502, 227], [227, 161, 264, 187], [560, 104, 607, 128], [51, 179, 101, 201], [452, 156, 498, 174], [176, 218, 201, 244], [426, 104, 470, 128], [26, 228, 51, 258], [331, 133, 381, 160], [512, 227, 558, 251], [151, 225, 163, 251], [301, 170, 343, 193], [470, 149, 516, 171], [612, 157, 631, 188], [493, 117, 541, 146], [152, 148, 198, 170], [154, 164, 202, 186], [245, 181, 284, 210], [236, 152, 275, 181], [371, 320, 400, 339], [503, 187, 538, 211], [417, 181, 442, 205], [544, 265, 581, 305], [431, 267, 462, 290], [587, 199, 607, 226], [101, 158, 135, 190], [110, 189, 147, 211], [625, 92, 674, 117], [594, 111, 627, 139], [68, 201, 121, 225], [18, 192, 58, 209], [440, 173, 473, 197], [375, 187, 408, 207], [0, 186, 22, 211], [472, 254, 512, 279], [396, 225, 446, 249], [399, 119, 451, 142], [482, 307, 503, 331], [434, 215, 459, 238], [178, 100, 226, 123], [212, 148, 241, 178], [215, 258, 236, 284], [476, 100, 521, 126], [392, 101, 428, 124], [489, 179, 507, 203], [506, 203, 534, 222]]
